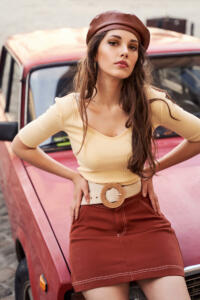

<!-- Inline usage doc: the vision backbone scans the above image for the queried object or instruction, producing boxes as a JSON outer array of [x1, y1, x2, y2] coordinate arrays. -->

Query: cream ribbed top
[[18, 86, 200, 185]]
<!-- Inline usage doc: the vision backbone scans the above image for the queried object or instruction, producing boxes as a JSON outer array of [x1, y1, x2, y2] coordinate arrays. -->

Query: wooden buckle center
[[100, 183, 125, 208]]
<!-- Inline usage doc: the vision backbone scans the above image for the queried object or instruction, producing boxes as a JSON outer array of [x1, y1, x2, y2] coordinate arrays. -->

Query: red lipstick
[[115, 60, 129, 68]]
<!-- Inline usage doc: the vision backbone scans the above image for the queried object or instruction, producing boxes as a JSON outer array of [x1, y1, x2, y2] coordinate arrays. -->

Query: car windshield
[[150, 54, 200, 138], [28, 64, 77, 150], [28, 55, 200, 150]]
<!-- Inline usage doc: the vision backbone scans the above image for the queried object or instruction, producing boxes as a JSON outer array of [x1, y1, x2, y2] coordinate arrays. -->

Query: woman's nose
[[120, 45, 128, 58]]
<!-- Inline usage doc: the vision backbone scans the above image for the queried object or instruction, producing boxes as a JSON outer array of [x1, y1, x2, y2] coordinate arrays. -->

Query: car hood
[[154, 137, 200, 267], [25, 150, 77, 266], [25, 140, 200, 268]]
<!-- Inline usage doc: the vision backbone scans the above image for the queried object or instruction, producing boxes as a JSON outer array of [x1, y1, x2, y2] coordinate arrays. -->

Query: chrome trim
[[184, 264, 200, 276], [18, 64, 23, 131], [24, 72, 30, 125], [148, 51, 200, 58]]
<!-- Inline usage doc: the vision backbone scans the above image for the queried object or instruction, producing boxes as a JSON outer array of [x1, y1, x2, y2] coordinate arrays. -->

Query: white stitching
[[72, 265, 184, 285], [121, 206, 127, 235]]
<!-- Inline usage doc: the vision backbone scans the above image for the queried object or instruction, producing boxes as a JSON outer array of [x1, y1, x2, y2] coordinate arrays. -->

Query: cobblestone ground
[[0, 191, 17, 300], [0, 0, 200, 299]]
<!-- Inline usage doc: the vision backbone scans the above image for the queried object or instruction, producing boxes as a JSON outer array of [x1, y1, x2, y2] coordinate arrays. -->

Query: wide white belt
[[81, 180, 142, 208]]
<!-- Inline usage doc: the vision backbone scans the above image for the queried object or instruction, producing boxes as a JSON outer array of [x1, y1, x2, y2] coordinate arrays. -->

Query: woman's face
[[95, 29, 139, 80]]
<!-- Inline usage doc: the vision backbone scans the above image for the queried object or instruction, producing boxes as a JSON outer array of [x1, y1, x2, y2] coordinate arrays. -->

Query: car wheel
[[130, 282, 147, 300], [15, 258, 34, 300]]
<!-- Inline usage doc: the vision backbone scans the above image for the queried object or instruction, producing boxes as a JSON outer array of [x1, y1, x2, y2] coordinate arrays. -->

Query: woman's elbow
[[11, 135, 33, 158]]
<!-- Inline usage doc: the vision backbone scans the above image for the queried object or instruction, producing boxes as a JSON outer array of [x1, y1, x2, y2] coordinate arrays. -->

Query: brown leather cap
[[86, 10, 150, 50]]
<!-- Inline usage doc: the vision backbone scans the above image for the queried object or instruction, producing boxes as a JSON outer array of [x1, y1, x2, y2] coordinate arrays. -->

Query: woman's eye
[[108, 41, 118, 46], [129, 45, 138, 51]]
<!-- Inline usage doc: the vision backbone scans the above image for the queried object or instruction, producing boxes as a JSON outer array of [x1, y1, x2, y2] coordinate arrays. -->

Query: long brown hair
[[73, 31, 174, 179]]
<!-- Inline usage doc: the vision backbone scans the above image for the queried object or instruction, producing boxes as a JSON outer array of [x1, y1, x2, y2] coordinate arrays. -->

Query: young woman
[[12, 10, 200, 300]]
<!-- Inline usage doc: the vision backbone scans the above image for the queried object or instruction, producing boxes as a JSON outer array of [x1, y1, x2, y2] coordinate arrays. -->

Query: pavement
[[1, 0, 200, 298], [0, 191, 17, 300]]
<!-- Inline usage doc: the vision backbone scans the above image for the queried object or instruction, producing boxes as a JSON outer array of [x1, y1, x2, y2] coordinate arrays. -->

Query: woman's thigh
[[82, 282, 129, 300], [137, 276, 190, 300]]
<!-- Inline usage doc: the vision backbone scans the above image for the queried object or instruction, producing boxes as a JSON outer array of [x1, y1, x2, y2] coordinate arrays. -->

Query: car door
[[0, 47, 23, 227]]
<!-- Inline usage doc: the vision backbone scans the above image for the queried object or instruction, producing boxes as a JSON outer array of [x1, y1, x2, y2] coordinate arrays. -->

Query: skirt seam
[[72, 264, 184, 286], [122, 206, 127, 235]]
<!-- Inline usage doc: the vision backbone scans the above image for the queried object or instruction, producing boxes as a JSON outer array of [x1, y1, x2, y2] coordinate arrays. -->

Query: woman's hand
[[70, 173, 90, 223], [141, 171, 161, 215]]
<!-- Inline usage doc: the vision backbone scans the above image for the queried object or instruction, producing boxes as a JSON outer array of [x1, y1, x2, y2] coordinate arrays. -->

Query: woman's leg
[[82, 282, 129, 300], [137, 276, 190, 300]]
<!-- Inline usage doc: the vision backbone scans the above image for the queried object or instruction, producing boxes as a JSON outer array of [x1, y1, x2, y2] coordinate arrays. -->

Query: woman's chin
[[110, 71, 132, 80], [98, 69, 132, 81]]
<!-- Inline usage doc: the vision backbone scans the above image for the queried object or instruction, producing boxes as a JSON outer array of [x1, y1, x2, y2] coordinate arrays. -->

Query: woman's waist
[[81, 179, 142, 208]]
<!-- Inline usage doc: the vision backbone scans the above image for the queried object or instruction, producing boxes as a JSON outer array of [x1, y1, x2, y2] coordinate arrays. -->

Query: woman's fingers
[[147, 180, 157, 211], [142, 178, 162, 215], [71, 180, 90, 223], [147, 181, 161, 214], [83, 182, 90, 203], [141, 179, 148, 197], [148, 193, 157, 212], [149, 190, 158, 212], [155, 196, 162, 215], [70, 204, 75, 223], [74, 189, 83, 220], [149, 191, 162, 215]]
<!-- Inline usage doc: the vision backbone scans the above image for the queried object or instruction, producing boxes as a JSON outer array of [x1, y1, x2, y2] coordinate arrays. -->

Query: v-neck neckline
[[87, 125, 130, 139], [73, 95, 131, 139]]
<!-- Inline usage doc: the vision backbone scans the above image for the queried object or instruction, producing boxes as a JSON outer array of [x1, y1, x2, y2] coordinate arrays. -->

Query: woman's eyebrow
[[109, 35, 138, 43]]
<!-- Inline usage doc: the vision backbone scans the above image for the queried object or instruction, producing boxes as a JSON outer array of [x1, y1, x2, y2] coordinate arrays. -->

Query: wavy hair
[[73, 31, 175, 179]]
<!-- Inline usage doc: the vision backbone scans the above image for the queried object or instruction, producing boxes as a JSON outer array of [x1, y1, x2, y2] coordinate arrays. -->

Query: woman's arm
[[142, 139, 200, 214], [12, 135, 91, 220], [142, 87, 200, 211], [12, 135, 78, 181], [155, 139, 200, 172], [149, 88, 200, 171], [12, 95, 91, 220]]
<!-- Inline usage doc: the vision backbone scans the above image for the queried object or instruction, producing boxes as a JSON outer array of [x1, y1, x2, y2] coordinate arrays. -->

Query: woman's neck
[[93, 73, 122, 109]]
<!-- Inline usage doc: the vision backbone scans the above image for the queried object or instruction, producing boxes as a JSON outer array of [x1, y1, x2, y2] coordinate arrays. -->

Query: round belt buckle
[[100, 183, 125, 208]]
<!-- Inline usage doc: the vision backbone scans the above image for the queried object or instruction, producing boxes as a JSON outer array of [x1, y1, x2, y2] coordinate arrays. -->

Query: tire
[[130, 282, 147, 300], [15, 258, 34, 300]]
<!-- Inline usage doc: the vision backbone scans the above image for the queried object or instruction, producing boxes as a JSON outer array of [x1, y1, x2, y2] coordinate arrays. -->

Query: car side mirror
[[0, 121, 18, 141]]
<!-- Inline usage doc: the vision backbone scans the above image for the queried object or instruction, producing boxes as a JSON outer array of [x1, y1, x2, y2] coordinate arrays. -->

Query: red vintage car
[[0, 26, 200, 300]]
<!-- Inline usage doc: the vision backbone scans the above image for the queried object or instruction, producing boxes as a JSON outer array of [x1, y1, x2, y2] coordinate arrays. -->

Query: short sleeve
[[147, 86, 200, 142], [18, 93, 74, 148]]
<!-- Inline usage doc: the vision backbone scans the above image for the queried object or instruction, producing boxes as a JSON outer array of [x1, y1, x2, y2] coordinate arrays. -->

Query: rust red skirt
[[69, 192, 184, 292]]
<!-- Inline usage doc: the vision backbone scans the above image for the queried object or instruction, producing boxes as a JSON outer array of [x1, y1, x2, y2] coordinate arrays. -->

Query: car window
[[1, 50, 11, 99], [0, 50, 21, 122], [27, 55, 200, 149], [151, 54, 200, 115], [150, 54, 200, 138], [8, 61, 21, 122], [27, 64, 77, 150]]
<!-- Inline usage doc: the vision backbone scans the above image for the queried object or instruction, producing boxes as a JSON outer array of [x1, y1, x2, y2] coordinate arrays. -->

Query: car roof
[[149, 27, 200, 55], [5, 26, 200, 78]]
